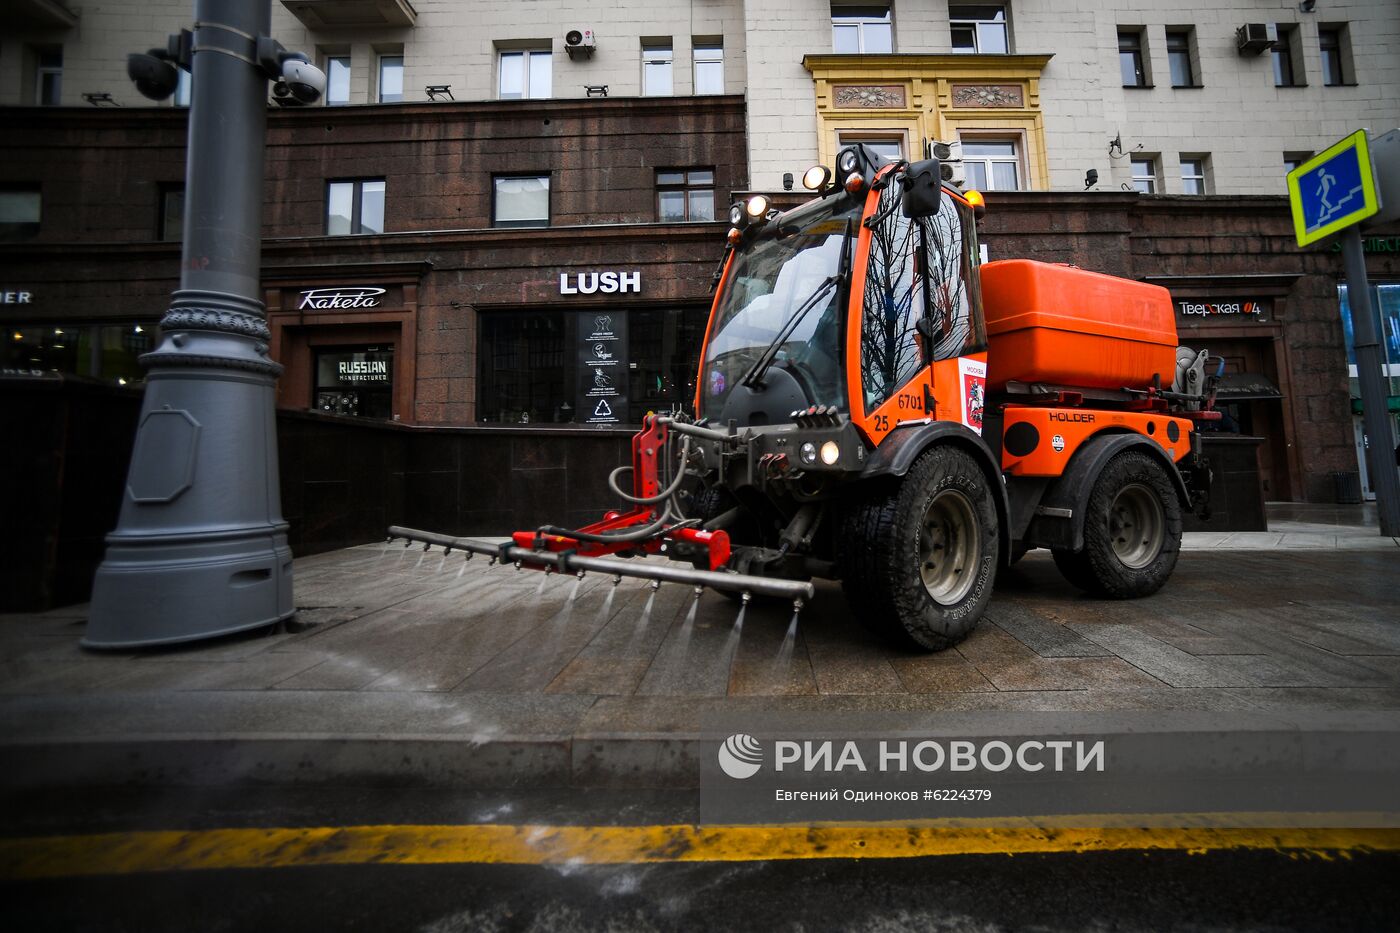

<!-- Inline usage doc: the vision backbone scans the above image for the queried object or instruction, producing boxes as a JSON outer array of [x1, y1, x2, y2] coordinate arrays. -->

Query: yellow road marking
[[2, 821, 1397, 880]]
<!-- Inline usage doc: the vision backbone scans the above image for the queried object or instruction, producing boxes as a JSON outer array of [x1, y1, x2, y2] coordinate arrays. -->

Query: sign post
[[1289, 130, 1400, 535]]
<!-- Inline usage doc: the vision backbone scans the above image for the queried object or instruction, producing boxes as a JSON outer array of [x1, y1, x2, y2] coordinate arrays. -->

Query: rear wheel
[[842, 446, 999, 651], [1055, 450, 1182, 598]]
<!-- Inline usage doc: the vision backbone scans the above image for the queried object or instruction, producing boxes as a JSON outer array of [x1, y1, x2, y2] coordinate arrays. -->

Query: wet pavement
[[1, 507, 1397, 791]]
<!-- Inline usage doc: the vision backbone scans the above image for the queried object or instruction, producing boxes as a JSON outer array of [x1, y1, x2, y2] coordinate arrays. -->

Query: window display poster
[[579, 312, 629, 424]]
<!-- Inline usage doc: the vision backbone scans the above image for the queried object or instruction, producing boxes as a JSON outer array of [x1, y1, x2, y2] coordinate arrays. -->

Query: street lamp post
[[84, 0, 318, 648]]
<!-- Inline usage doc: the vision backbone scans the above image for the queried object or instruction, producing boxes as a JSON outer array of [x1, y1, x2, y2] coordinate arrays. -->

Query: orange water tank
[[980, 260, 1178, 392]]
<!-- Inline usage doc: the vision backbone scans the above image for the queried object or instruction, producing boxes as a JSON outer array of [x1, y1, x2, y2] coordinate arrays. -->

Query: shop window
[[950, 5, 1009, 54], [314, 346, 395, 419], [693, 40, 724, 95], [3, 323, 154, 384], [1179, 156, 1209, 195], [0, 186, 41, 240], [159, 185, 184, 241], [498, 47, 551, 99], [377, 52, 403, 102], [492, 174, 549, 228], [832, 3, 893, 54], [476, 308, 708, 425], [960, 138, 1022, 191], [642, 41, 673, 96], [1338, 283, 1400, 402], [1165, 28, 1198, 87], [1118, 29, 1149, 87], [1272, 24, 1304, 87], [32, 46, 62, 106], [1130, 156, 1157, 193], [325, 55, 351, 105], [656, 169, 715, 222], [326, 178, 386, 235], [1318, 24, 1352, 86]]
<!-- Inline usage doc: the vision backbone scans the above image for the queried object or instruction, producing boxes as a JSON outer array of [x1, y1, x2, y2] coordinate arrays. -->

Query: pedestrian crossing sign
[[1288, 130, 1381, 247]]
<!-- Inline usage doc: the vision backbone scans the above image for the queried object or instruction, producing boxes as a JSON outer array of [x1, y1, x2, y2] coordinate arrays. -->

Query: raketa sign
[[298, 287, 387, 310], [559, 270, 641, 295]]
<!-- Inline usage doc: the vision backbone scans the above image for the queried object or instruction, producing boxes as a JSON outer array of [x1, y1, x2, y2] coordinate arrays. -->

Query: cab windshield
[[701, 196, 860, 420]]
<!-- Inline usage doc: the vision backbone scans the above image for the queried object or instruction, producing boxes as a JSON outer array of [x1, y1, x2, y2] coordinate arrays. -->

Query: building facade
[[2, 0, 1398, 506]]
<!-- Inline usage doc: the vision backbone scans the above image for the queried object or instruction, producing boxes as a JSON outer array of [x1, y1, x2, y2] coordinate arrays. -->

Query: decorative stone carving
[[833, 85, 907, 108], [161, 307, 272, 341], [951, 84, 1024, 108]]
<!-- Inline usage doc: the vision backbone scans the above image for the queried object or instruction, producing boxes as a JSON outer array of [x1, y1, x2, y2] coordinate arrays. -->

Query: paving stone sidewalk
[[2, 516, 1397, 788]]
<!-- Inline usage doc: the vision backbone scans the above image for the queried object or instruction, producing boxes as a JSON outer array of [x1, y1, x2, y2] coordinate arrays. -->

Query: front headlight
[[799, 442, 818, 464], [820, 441, 840, 465]]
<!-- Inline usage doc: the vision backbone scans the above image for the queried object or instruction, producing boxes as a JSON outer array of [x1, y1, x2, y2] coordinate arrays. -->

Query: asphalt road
[[4, 787, 1398, 932]]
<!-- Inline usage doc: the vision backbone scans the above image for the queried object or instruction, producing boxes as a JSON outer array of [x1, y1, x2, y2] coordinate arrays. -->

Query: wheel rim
[[1108, 483, 1164, 569], [920, 489, 979, 604]]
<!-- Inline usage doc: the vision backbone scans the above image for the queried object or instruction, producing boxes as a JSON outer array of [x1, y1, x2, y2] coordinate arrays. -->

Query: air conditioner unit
[[1235, 23, 1275, 55], [927, 140, 966, 186], [564, 29, 595, 60]]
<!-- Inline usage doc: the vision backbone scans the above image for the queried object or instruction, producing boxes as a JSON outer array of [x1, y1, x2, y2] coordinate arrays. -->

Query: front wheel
[[842, 446, 999, 651], [1058, 450, 1182, 598]]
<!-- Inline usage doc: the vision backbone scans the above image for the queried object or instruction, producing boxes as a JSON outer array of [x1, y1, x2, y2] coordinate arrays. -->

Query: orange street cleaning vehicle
[[391, 145, 1219, 651]]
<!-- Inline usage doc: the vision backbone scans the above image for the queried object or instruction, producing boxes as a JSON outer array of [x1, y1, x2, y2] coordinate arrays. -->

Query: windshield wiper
[[739, 220, 854, 390]]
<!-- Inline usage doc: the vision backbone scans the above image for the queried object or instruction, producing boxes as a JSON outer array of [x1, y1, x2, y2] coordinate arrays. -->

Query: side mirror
[[899, 158, 943, 218]]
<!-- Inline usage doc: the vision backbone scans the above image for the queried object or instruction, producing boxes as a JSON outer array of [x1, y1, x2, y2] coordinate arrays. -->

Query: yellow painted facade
[[802, 55, 1054, 190]]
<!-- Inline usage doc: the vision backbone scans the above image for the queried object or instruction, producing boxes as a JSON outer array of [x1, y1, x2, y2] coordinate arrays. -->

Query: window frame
[[1179, 156, 1208, 195], [1118, 29, 1150, 87], [325, 178, 387, 236], [1271, 24, 1305, 87], [492, 173, 551, 229], [324, 55, 351, 106], [0, 185, 42, 240], [655, 168, 717, 223], [959, 136, 1024, 192], [377, 53, 404, 103], [949, 4, 1010, 54], [1165, 28, 1198, 88], [1318, 24, 1351, 86], [1130, 156, 1158, 194], [642, 41, 674, 97], [693, 40, 724, 95], [497, 47, 553, 100], [831, 2, 894, 54], [158, 184, 185, 242], [34, 46, 62, 106], [836, 131, 907, 164]]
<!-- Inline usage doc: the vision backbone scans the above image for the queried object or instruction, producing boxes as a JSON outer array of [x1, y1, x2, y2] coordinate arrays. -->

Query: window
[[1319, 25, 1350, 86], [326, 179, 385, 235], [315, 346, 394, 419], [0, 186, 41, 240], [1283, 151, 1312, 191], [1166, 29, 1196, 87], [498, 48, 551, 99], [1130, 156, 1157, 194], [838, 133, 904, 163], [1118, 30, 1148, 87], [377, 54, 403, 102], [832, 3, 893, 54], [1180, 157, 1208, 195], [493, 175, 549, 228], [1272, 24, 1303, 87], [33, 47, 62, 106], [325, 56, 351, 105], [2, 323, 155, 385], [159, 186, 184, 241], [174, 69, 192, 107], [961, 139, 1021, 191], [950, 5, 1009, 54], [693, 40, 724, 94], [656, 169, 715, 222], [642, 42, 672, 96]]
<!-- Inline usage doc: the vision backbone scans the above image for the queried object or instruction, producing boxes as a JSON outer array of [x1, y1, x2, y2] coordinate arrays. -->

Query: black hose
[[537, 503, 674, 544]]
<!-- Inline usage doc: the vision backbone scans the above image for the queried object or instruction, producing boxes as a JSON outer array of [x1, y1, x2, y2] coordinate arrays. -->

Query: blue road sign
[[1288, 130, 1380, 247]]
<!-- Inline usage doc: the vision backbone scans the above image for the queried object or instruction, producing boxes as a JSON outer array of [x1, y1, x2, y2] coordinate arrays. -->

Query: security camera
[[127, 50, 180, 100], [276, 56, 326, 104]]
